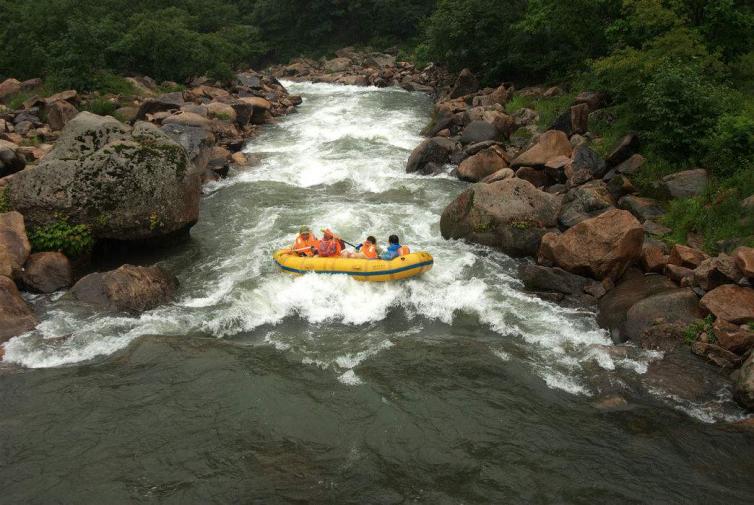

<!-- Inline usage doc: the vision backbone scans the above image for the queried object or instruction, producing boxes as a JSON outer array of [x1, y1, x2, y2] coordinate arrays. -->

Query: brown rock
[[691, 341, 742, 368], [618, 195, 664, 223], [162, 111, 212, 128], [449, 69, 479, 98], [0, 78, 22, 100], [693, 254, 742, 291], [511, 130, 572, 169], [457, 147, 508, 182], [0, 211, 31, 278], [574, 91, 605, 112], [713, 319, 754, 354], [700, 285, 754, 324], [570, 103, 589, 135], [606, 133, 639, 167], [46, 100, 79, 131], [0, 275, 37, 342], [44, 90, 77, 105], [406, 137, 455, 175], [734, 246, 754, 277], [19, 252, 72, 293], [71, 264, 178, 313], [538, 209, 643, 281], [614, 154, 646, 176], [665, 264, 694, 284], [515, 166, 549, 188], [480, 168, 514, 183], [625, 288, 704, 348], [668, 244, 709, 269], [641, 244, 667, 273]]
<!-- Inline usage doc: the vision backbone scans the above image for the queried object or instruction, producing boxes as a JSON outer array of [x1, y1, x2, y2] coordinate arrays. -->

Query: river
[[1, 82, 753, 504]]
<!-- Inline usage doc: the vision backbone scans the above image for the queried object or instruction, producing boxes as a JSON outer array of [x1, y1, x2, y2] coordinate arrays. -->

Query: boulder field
[[428, 67, 754, 412]]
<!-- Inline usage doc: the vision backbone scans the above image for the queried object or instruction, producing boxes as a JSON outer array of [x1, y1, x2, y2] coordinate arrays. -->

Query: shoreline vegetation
[[1, 0, 753, 417]]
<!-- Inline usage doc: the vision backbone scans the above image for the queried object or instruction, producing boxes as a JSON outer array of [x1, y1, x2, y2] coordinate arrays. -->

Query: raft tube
[[273, 250, 433, 282]]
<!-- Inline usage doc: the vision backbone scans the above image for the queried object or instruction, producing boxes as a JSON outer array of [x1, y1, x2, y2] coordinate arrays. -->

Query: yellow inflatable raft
[[273, 250, 433, 282]]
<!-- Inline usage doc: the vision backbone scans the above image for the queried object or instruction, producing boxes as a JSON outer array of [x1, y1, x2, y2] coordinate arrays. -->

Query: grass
[[157, 82, 186, 94], [82, 97, 119, 116], [683, 315, 716, 345], [505, 92, 576, 131]]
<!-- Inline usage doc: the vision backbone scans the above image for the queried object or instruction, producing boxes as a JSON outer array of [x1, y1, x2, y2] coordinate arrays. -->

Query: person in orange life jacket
[[317, 228, 343, 257], [292, 226, 319, 256], [380, 234, 410, 260], [342, 236, 379, 259]]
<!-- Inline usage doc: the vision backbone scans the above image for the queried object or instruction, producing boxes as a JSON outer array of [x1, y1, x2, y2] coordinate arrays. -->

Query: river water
[[2, 82, 753, 504]]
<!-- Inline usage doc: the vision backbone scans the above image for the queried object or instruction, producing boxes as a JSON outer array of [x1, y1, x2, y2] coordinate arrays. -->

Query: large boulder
[[565, 145, 607, 187], [456, 147, 508, 182], [46, 100, 79, 131], [558, 180, 615, 228], [135, 92, 185, 120], [238, 97, 272, 124], [518, 264, 593, 296], [668, 244, 709, 269], [618, 195, 664, 223], [511, 130, 572, 169], [0, 211, 31, 278], [538, 209, 643, 281], [0, 275, 37, 342], [449, 69, 479, 98], [700, 285, 754, 324], [606, 133, 639, 167], [597, 272, 676, 342], [661, 169, 708, 198], [733, 247, 754, 277], [734, 353, 754, 411], [460, 120, 500, 144], [440, 178, 561, 257], [406, 137, 455, 175], [19, 252, 72, 293], [0, 140, 26, 177], [160, 123, 215, 172], [693, 254, 742, 291], [0, 78, 22, 101], [624, 288, 705, 349], [70, 264, 178, 313], [323, 57, 352, 73], [6, 112, 201, 242]]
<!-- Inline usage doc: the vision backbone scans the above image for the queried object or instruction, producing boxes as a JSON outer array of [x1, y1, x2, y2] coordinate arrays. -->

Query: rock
[[440, 178, 561, 257], [206, 102, 237, 123], [550, 110, 574, 137], [7, 113, 201, 242], [618, 195, 664, 223], [160, 122, 215, 172], [0, 139, 26, 177], [641, 243, 668, 273], [574, 91, 605, 112], [700, 285, 754, 324], [693, 255, 742, 291], [406, 137, 455, 175], [460, 120, 500, 144], [114, 106, 138, 123], [742, 195, 754, 210], [0, 275, 37, 342], [734, 353, 754, 410], [0, 211, 31, 278], [511, 130, 572, 169], [481, 168, 514, 183], [713, 319, 754, 354], [733, 247, 754, 277], [135, 92, 185, 120], [606, 174, 636, 200], [518, 264, 593, 296], [606, 133, 640, 167], [597, 272, 676, 342], [44, 90, 77, 105], [19, 252, 72, 293], [538, 209, 643, 281], [624, 288, 705, 348], [543, 86, 563, 97], [558, 180, 614, 228], [457, 147, 508, 182], [665, 264, 694, 284], [323, 57, 352, 73], [643, 220, 671, 237], [668, 244, 709, 269], [515, 166, 550, 188], [482, 111, 515, 139], [565, 145, 607, 186], [46, 100, 79, 131], [0, 79, 22, 101], [238, 97, 272, 124], [691, 341, 742, 368], [593, 395, 629, 411], [570, 103, 589, 135], [613, 154, 646, 176], [449, 69, 479, 98], [71, 264, 177, 313], [661, 169, 708, 198], [163, 111, 211, 129]]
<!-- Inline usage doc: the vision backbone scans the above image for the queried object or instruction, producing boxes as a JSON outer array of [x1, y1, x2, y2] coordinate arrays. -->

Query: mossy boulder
[[6, 112, 201, 242]]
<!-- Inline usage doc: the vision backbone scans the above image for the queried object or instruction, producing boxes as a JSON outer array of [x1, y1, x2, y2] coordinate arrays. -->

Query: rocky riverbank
[[0, 70, 302, 353], [401, 68, 754, 413]]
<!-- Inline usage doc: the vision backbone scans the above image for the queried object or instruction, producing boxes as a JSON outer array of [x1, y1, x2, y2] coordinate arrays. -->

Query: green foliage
[[683, 315, 716, 344], [29, 219, 94, 258], [82, 97, 118, 117], [0, 187, 10, 213], [704, 111, 754, 178]]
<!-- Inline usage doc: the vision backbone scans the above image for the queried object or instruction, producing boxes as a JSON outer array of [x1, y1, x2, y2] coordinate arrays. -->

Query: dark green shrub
[[704, 112, 754, 178], [83, 97, 118, 117], [29, 220, 94, 258]]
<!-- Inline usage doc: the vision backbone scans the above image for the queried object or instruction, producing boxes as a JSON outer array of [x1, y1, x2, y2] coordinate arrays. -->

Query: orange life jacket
[[293, 234, 319, 256], [398, 245, 410, 256], [361, 242, 378, 259], [318, 237, 341, 257]]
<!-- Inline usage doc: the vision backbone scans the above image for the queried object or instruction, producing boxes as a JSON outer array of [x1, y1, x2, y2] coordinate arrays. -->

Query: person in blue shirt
[[380, 234, 410, 260]]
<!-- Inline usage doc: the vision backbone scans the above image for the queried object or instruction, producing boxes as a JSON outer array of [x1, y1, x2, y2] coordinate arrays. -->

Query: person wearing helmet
[[380, 235, 410, 260], [291, 226, 319, 256], [318, 228, 343, 257]]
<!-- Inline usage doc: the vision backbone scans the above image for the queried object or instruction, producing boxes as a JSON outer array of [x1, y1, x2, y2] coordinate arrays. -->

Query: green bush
[[704, 112, 754, 178], [29, 220, 94, 258], [83, 97, 118, 117]]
